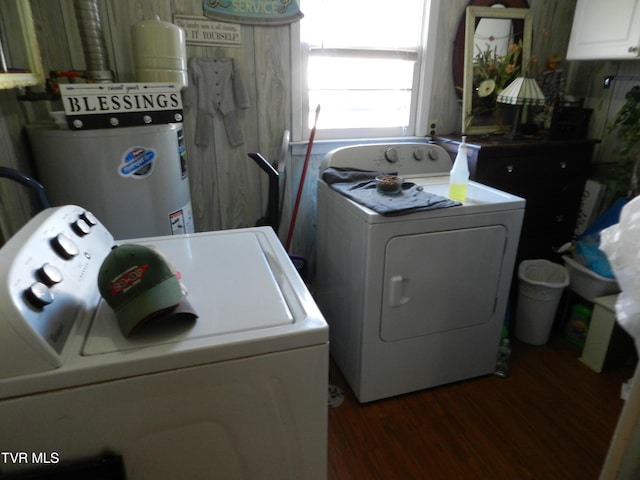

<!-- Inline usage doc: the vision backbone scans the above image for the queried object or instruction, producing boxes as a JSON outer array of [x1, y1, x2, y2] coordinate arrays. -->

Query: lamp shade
[[496, 77, 546, 106]]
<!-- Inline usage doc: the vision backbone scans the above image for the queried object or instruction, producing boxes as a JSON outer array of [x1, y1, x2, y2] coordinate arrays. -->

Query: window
[[293, 0, 435, 140]]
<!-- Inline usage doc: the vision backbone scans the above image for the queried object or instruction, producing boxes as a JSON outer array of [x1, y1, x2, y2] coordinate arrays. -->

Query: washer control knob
[[25, 282, 54, 309], [384, 148, 399, 163], [413, 149, 425, 161], [80, 211, 98, 226], [428, 148, 440, 161], [71, 219, 91, 237], [51, 233, 79, 259], [38, 263, 63, 286]]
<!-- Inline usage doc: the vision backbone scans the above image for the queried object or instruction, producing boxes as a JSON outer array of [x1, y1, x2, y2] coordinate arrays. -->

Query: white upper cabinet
[[567, 0, 640, 60]]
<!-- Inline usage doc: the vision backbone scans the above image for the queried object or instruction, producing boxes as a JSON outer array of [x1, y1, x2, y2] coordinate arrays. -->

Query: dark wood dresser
[[436, 135, 597, 263]]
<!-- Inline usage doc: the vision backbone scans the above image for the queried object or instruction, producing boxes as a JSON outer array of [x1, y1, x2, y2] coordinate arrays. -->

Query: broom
[[285, 104, 321, 252]]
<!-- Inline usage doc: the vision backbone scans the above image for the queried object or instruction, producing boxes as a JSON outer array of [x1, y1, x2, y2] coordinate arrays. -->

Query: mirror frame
[[462, 6, 532, 134], [0, 0, 45, 90]]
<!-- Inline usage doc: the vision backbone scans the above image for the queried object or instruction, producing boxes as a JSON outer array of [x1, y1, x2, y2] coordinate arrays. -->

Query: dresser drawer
[[475, 156, 585, 187], [510, 180, 584, 208], [523, 205, 580, 238], [436, 135, 596, 263]]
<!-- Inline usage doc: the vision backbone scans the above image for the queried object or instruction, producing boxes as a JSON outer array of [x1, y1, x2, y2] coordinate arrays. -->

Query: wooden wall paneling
[[169, 1, 217, 232], [30, 1, 76, 73], [0, 91, 39, 238], [63, 0, 90, 71], [530, 0, 577, 69], [102, 0, 178, 82], [0, 1, 70, 241], [182, 45, 229, 233], [224, 25, 263, 231], [252, 26, 291, 161], [102, 0, 137, 82], [278, 143, 293, 245], [172, 0, 277, 232], [426, 0, 467, 135], [252, 24, 291, 237], [26, 1, 75, 123], [182, 43, 260, 231], [566, 60, 613, 147], [182, 106, 218, 232]]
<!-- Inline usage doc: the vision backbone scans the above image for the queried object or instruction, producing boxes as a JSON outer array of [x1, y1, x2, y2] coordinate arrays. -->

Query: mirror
[[475, 9, 513, 60], [452, 0, 529, 101], [460, 5, 532, 134], [0, 0, 45, 90]]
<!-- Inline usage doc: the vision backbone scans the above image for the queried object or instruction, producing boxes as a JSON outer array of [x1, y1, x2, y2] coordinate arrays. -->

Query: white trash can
[[515, 259, 570, 345]]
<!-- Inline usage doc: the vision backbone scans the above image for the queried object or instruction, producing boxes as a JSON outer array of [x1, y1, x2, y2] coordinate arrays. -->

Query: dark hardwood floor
[[327, 333, 636, 480]]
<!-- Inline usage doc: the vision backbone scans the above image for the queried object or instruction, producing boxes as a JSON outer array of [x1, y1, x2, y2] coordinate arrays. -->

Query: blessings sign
[[203, 0, 303, 25]]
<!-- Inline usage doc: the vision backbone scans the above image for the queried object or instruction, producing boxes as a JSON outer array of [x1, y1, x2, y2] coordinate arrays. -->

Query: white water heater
[[27, 123, 195, 239]]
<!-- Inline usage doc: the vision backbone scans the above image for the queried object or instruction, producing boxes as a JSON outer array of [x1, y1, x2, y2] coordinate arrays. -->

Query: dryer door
[[381, 225, 506, 341]]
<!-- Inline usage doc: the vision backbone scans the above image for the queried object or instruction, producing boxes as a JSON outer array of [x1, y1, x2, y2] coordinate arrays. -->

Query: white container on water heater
[[27, 123, 195, 240], [131, 15, 187, 87]]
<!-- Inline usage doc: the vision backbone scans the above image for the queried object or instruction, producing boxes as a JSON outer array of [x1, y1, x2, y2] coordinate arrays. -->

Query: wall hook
[[604, 75, 616, 88], [603, 74, 640, 88]]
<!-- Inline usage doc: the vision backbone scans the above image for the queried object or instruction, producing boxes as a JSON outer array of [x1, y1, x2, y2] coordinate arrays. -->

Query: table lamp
[[497, 76, 545, 139]]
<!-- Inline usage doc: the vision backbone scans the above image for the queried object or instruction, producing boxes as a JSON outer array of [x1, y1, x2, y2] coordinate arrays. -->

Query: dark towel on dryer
[[322, 167, 461, 216]]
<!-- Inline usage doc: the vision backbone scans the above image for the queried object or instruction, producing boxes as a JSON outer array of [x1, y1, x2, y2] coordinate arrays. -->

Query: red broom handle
[[285, 105, 320, 251]]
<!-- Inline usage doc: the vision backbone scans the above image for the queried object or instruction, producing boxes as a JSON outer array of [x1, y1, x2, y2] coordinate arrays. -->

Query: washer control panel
[[0, 205, 113, 378], [322, 142, 453, 176]]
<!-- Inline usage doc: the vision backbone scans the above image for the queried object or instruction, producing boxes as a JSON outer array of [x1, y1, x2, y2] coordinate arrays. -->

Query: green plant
[[606, 85, 640, 198]]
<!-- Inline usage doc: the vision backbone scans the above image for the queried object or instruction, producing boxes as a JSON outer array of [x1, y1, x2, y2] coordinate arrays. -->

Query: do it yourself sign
[[173, 15, 241, 46]]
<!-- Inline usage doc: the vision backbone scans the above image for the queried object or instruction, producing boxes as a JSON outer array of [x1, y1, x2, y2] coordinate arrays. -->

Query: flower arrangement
[[474, 41, 522, 96], [471, 41, 523, 115]]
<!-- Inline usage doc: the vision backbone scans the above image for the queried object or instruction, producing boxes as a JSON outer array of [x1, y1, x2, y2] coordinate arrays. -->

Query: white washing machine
[[316, 142, 525, 403], [0, 205, 328, 478]]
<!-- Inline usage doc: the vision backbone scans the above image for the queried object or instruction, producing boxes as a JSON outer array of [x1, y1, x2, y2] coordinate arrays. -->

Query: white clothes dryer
[[316, 142, 524, 403], [0, 205, 328, 478]]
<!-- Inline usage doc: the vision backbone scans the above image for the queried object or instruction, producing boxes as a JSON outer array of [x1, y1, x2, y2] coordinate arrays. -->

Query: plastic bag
[[600, 196, 640, 346], [574, 198, 628, 279]]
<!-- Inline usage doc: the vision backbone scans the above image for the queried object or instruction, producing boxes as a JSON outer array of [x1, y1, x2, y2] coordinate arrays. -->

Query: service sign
[[59, 83, 184, 130], [202, 0, 303, 25]]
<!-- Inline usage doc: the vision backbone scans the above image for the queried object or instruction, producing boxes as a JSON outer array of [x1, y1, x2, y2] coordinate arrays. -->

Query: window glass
[[308, 56, 414, 129], [301, 0, 424, 48], [298, 0, 427, 138]]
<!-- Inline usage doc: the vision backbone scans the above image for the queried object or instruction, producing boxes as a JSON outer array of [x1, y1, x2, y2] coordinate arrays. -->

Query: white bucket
[[515, 259, 570, 345], [131, 15, 187, 87]]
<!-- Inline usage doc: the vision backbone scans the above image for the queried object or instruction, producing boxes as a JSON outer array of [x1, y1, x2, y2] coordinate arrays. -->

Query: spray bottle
[[448, 136, 469, 202]]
